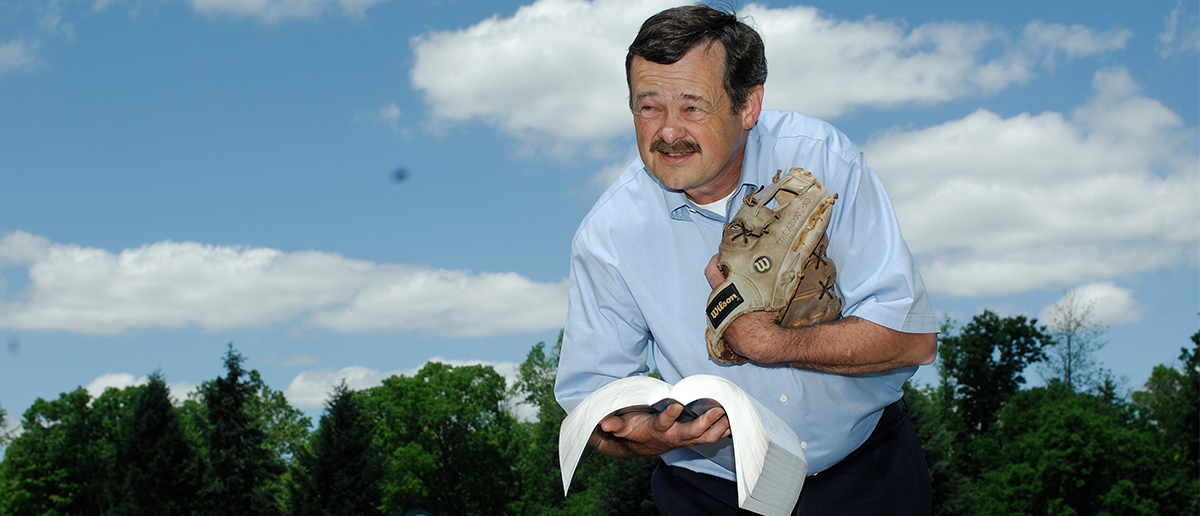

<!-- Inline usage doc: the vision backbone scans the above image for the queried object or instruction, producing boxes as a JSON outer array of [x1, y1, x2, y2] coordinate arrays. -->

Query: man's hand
[[588, 402, 731, 458], [705, 254, 938, 373]]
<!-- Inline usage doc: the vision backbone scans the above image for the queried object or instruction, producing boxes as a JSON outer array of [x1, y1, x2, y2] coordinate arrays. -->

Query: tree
[[972, 382, 1169, 515], [902, 382, 970, 516], [245, 368, 311, 510], [0, 401, 7, 447], [937, 310, 1052, 436], [1040, 287, 1109, 391], [289, 382, 384, 516], [360, 361, 520, 515], [505, 333, 656, 516], [1130, 329, 1200, 514], [197, 344, 285, 516], [0, 387, 128, 515], [108, 371, 202, 516]]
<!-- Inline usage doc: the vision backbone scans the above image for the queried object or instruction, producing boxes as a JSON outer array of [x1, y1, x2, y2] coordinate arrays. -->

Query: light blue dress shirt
[[555, 110, 938, 479]]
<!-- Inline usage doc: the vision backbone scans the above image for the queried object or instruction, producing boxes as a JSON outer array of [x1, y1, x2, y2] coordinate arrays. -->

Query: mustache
[[650, 138, 701, 155]]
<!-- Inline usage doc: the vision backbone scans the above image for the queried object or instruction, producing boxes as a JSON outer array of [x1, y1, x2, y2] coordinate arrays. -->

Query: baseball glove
[[705, 167, 842, 364]]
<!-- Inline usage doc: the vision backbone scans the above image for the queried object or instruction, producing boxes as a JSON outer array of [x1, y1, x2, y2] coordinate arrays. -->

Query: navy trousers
[[651, 400, 931, 515]]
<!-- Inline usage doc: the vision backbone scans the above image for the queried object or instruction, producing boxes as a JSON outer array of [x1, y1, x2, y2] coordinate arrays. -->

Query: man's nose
[[658, 110, 687, 143]]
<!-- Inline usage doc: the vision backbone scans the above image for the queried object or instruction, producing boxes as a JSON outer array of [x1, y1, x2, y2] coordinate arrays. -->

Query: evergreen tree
[[109, 371, 201, 516], [245, 368, 311, 510], [290, 382, 384, 516], [198, 343, 285, 516]]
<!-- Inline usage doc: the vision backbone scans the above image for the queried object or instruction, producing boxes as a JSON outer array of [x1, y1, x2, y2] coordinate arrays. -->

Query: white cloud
[[80, 373, 203, 404], [1159, 1, 1200, 58], [411, 0, 1130, 146], [186, 0, 388, 22], [376, 102, 401, 128], [85, 372, 148, 397], [1038, 282, 1145, 328], [864, 68, 1199, 297], [282, 357, 535, 420], [411, 0, 669, 144], [0, 39, 41, 74], [283, 365, 406, 408], [167, 381, 200, 402], [0, 231, 568, 336]]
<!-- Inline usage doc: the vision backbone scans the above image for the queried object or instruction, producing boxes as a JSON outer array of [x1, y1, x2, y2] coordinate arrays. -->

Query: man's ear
[[741, 84, 765, 130]]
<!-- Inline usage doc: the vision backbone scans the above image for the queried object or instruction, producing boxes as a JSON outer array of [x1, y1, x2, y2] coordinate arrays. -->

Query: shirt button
[[801, 442, 808, 450], [779, 394, 788, 402]]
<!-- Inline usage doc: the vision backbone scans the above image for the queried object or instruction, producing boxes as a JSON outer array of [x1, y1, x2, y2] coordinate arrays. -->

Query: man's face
[[630, 42, 762, 205]]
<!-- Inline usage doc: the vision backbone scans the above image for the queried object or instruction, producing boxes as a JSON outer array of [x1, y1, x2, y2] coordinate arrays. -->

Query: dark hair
[[625, 4, 767, 113]]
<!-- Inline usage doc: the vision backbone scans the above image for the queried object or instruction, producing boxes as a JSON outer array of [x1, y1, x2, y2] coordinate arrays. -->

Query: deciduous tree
[[937, 310, 1052, 436], [973, 382, 1166, 515], [361, 362, 519, 515], [1040, 288, 1109, 391]]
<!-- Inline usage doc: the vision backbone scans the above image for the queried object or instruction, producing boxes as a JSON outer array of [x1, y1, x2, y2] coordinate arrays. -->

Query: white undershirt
[[695, 188, 739, 219]]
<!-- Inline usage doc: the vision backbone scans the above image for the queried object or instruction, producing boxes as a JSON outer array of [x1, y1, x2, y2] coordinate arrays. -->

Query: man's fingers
[[704, 254, 725, 288], [654, 402, 684, 432], [599, 414, 623, 433], [698, 412, 730, 442]]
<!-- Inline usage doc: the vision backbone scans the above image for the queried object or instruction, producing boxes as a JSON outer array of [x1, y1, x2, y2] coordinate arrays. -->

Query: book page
[[558, 376, 670, 495]]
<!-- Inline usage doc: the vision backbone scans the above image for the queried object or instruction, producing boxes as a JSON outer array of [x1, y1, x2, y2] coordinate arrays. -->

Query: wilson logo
[[707, 283, 744, 328], [753, 256, 772, 273]]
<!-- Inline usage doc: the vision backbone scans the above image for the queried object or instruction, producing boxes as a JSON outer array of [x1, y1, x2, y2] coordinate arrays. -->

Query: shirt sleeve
[[554, 231, 654, 414], [824, 151, 938, 334]]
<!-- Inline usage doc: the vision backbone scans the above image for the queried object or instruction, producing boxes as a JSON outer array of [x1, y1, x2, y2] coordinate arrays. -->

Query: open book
[[559, 374, 806, 516]]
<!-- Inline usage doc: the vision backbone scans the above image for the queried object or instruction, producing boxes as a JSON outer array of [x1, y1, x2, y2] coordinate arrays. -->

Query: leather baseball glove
[[705, 167, 843, 364]]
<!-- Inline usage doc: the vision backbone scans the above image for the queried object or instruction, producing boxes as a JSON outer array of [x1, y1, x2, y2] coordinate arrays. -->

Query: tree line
[[0, 313, 1196, 515]]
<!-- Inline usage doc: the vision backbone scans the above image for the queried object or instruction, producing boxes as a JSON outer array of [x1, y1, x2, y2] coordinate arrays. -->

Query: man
[[554, 5, 939, 515]]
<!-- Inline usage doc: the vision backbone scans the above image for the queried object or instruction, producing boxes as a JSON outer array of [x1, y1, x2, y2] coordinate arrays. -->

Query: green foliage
[[506, 332, 660, 516], [196, 343, 286, 516], [2, 327, 1194, 515], [903, 382, 971, 516], [937, 310, 1052, 436], [506, 334, 574, 516], [971, 382, 1167, 515], [108, 371, 202, 516], [0, 386, 129, 515], [290, 382, 383, 516], [1130, 329, 1200, 514], [360, 361, 520, 515]]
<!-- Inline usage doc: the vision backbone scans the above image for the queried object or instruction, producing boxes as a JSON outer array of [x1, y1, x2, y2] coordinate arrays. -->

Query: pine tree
[[290, 382, 384, 516], [198, 344, 285, 516], [109, 371, 201, 515]]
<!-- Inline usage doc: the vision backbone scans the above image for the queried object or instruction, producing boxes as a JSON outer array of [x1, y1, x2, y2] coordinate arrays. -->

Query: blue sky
[[1, 0, 1197, 434]]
